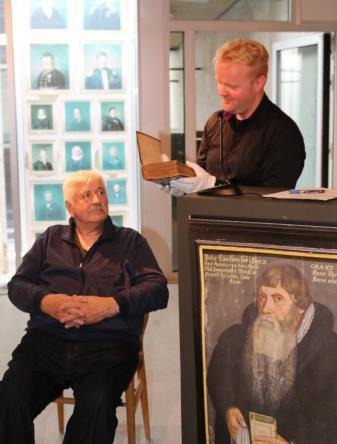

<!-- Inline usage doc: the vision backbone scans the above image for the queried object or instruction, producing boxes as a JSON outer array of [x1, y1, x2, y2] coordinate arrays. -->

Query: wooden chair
[[55, 314, 150, 444]]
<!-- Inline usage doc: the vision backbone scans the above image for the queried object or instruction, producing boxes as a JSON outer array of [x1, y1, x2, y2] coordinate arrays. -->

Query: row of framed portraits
[[28, 42, 126, 94], [29, 140, 128, 173], [28, 0, 124, 32], [32, 179, 129, 223], [28, 100, 126, 133]]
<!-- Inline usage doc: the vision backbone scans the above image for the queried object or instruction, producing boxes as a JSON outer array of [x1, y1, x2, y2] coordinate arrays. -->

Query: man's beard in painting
[[242, 310, 297, 415]]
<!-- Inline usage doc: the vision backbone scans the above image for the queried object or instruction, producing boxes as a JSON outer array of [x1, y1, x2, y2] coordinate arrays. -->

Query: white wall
[[301, 0, 337, 21], [138, 0, 175, 279]]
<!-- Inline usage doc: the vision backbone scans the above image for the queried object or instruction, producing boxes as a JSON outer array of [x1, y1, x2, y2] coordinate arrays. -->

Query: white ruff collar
[[296, 303, 315, 344]]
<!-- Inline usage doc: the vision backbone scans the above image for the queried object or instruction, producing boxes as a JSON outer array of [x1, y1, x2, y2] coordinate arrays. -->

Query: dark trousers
[[0, 331, 139, 444]]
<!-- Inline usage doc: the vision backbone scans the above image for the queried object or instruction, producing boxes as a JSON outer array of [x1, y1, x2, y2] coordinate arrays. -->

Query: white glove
[[169, 161, 216, 196]]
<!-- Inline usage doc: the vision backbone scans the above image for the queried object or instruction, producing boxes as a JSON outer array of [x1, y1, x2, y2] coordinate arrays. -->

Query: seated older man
[[0, 170, 169, 444]]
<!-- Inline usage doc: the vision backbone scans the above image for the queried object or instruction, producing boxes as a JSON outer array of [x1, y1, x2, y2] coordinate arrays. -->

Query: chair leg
[[125, 378, 136, 444], [56, 398, 65, 434], [139, 366, 150, 439]]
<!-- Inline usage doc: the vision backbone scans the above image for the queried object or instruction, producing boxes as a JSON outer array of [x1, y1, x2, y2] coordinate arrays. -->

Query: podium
[[177, 187, 337, 444]]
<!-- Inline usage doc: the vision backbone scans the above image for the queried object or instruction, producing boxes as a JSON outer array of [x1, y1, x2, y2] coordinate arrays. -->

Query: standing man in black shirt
[[167, 38, 306, 196]]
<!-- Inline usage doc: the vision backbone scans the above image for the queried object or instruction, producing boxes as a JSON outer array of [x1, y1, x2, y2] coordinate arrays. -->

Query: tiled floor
[[0, 284, 181, 444]]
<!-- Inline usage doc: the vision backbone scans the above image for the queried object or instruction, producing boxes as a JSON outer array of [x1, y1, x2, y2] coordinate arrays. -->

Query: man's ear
[[255, 74, 266, 92], [65, 200, 73, 216]]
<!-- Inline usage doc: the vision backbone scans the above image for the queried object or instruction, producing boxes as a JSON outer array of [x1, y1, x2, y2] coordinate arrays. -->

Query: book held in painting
[[231, 412, 277, 444], [136, 131, 195, 184]]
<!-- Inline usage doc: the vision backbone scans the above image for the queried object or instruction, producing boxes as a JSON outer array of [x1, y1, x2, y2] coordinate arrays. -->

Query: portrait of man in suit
[[31, 44, 69, 91], [84, 46, 122, 90], [30, 0, 67, 29], [32, 145, 53, 171], [102, 142, 125, 170], [101, 105, 124, 132], [35, 52, 65, 89], [65, 102, 91, 132], [83, 0, 121, 30], [34, 185, 66, 221]]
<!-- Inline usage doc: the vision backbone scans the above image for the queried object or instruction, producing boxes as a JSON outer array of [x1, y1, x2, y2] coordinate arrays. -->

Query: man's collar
[[61, 216, 116, 243], [296, 302, 315, 344], [228, 93, 269, 130]]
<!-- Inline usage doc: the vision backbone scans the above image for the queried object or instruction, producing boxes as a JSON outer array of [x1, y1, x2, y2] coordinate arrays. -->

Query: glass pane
[[171, 0, 290, 21], [170, 32, 185, 272], [277, 44, 319, 187], [0, 0, 4, 34], [170, 32, 185, 162], [0, 45, 13, 283]]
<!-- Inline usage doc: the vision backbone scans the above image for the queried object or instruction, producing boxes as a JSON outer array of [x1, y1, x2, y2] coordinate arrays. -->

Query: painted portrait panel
[[31, 143, 54, 172], [199, 243, 337, 444], [107, 179, 127, 205], [30, 44, 69, 91], [65, 141, 92, 172], [101, 141, 125, 171], [65, 101, 91, 132], [100, 101, 125, 132], [30, 0, 67, 29], [84, 43, 122, 91], [30, 104, 53, 132], [83, 0, 121, 30], [34, 183, 66, 221]]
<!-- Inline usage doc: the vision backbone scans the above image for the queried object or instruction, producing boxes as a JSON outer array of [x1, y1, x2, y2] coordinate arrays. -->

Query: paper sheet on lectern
[[263, 187, 337, 201]]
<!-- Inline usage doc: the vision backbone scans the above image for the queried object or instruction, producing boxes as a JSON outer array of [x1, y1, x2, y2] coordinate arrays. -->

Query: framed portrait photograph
[[83, 0, 121, 30], [65, 141, 92, 172], [101, 141, 125, 171], [198, 242, 337, 444], [84, 43, 122, 91], [100, 101, 125, 132], [30, 0, 68, 29], [31, 142, 54, 172], [109, 212, 125, 227], [30, 43, 69, 91], [33, 183, 66, 222], [30, 104, 53, 132], [107, 178, 127, 205], [64, 101, 91, 132]]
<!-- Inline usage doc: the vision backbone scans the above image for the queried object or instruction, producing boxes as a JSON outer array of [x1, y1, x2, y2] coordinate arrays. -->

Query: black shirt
[[7, 217, 168, 340], [197, 94, 306, 188]]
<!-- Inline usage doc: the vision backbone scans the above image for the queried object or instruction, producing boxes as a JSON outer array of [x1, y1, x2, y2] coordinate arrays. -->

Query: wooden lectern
[[177, 187, 337, 444]]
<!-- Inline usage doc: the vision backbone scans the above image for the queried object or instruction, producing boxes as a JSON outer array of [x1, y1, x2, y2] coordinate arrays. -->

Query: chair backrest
[[139, 313, 149, 348]]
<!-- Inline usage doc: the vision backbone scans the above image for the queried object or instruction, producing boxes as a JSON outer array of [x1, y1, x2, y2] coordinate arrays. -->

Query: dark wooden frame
[[177, 187, 337, 443]]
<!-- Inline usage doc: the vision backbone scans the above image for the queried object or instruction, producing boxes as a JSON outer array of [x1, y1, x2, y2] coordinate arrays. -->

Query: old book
[[249, 412, 277, 440], [136, 131, 195, 183]]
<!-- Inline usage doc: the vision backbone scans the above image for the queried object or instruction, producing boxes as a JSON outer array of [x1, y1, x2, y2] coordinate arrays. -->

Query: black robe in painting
[[207, 302, 337, 444]]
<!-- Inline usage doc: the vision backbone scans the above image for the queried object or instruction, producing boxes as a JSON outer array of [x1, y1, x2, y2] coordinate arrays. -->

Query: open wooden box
[[136, 131, 195, 183]]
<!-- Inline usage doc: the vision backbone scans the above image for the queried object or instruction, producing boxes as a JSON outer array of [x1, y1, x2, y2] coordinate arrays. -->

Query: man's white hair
[[63, 170, 107, 203]]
